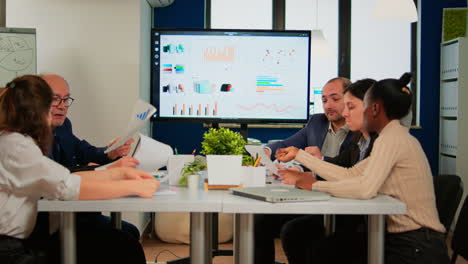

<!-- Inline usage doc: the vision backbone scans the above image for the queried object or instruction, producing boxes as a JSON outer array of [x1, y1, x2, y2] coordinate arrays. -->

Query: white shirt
[[0, 132, 81, 239]]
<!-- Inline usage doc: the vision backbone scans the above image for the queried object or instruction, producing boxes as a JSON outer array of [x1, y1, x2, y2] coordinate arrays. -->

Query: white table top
[[221, 192, 406, 215], [38, 186, 224, 213], [39, 185, 406, 215]]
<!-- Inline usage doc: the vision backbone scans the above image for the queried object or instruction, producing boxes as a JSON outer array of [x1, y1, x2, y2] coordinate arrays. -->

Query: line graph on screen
[[235, 103, 296, 117]]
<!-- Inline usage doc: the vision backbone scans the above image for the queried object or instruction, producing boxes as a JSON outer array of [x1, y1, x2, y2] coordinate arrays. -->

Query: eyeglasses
[[52, 96, 74, 107]]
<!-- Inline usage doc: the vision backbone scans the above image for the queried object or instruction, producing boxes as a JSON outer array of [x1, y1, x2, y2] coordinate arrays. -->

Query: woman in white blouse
[[0, 75, 159, 264]]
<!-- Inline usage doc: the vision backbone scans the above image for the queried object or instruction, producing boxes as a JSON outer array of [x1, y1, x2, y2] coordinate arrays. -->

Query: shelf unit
[[439, 37, 468, 228], [439, 37, 468, 175]]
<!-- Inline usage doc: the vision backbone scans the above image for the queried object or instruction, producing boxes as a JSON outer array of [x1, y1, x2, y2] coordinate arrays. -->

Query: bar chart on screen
[[203, 46, 235, 62], [171, 102, 219, 116], [256, 75, 286, 92]]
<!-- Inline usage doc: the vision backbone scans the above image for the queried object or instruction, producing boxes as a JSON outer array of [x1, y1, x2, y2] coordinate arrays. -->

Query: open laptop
[[231, 186, 331, 203]]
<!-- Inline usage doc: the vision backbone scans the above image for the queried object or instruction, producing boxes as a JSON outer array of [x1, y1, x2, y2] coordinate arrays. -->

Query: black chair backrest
[[452, 195, 468, 262], [433, 175, 464, 231]]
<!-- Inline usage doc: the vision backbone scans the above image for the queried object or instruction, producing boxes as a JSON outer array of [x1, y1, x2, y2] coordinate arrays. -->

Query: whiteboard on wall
[[0, 28, 36, 87]]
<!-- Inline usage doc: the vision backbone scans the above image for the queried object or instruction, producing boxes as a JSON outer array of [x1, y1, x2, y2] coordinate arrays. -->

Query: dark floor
[[142, 233, 467, 264], [142, 236, 287, 264]]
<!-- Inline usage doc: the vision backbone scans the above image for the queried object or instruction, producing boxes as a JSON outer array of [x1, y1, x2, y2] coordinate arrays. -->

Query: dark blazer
[[52, 118, 112, 169], [266, 113, 355, 160]]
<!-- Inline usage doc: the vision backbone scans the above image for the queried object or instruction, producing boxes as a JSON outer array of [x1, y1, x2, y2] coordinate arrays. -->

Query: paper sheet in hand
[[105, 100, 157, 154], [245, 145, 278, 175], [134, 133, 173, 172]]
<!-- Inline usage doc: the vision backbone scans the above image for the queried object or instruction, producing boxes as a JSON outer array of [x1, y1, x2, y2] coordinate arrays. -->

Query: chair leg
[[450, 253, 457, 264]]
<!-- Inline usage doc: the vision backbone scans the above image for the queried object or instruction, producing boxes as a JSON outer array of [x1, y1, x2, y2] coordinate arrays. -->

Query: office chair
[[433, 175, 464, 231], [450, 195, 468, 263]]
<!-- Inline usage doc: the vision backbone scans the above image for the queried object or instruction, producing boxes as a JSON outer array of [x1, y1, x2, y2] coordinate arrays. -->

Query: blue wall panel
[[154, 0, 206, 29], [152, 0, 207, 154]]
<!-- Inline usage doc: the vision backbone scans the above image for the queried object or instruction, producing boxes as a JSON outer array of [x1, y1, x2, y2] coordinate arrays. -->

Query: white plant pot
[[241, 166, 266, 187], [187, 174, 200, 190], [206, 155, 242, 185]]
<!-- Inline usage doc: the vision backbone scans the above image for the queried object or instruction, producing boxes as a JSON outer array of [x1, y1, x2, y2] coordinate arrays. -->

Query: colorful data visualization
[[153, 30, 310, 121]]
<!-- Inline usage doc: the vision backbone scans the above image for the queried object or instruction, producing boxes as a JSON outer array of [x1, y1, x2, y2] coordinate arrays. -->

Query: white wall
[[140, 0, 152, 136], [6, 0, 152, 234], [6, 0, 151, 145]]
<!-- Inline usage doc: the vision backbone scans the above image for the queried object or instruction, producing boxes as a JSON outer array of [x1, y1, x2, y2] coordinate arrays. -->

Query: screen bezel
[[150, 28, 311, 124]]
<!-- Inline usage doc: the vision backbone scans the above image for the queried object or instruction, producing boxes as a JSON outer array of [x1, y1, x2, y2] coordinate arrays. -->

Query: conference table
[[38, 186, 406, 264], [38, 186, 223, 264], [223, 193, 406, 264]]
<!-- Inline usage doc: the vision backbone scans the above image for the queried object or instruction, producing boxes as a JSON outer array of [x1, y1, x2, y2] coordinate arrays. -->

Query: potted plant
[[201, 128, 246, 186], [179, 156, 206, 190]]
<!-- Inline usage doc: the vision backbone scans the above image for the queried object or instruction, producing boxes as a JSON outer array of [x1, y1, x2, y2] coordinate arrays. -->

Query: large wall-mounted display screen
[[151, 29, 311, 123]]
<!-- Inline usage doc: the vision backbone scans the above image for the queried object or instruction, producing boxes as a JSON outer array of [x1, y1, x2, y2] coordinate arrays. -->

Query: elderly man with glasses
[[41, 73, 136, 168], [35, 73, 141, 241]]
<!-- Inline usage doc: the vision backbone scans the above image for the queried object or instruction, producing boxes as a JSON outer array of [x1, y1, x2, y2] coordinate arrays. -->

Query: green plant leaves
[[178, 157, 207, 185], [443, 9, 468, 41], [200, 128, 247, 155], [242, 155, 255, 166]]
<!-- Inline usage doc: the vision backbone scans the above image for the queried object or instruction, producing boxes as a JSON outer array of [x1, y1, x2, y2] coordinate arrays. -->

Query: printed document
[[134, 133, 173, 172], [105, 99, 157, 153]]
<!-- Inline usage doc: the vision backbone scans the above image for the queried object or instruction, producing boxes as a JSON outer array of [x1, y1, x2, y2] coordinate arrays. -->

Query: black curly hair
[[366, 72, 413, 120]]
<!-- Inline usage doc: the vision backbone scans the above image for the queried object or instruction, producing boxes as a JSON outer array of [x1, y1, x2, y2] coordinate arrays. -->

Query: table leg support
[[368, 215, 385, 264], [190, 212, 212, 264], [324, 214, 335, 236], [60, 212, 76, 264], [234, 213, 254, 264], [110, 212, 122, 229]]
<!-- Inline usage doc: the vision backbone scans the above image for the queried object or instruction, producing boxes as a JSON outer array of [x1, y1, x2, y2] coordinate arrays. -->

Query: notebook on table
[[230, 186, 331, 203]]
